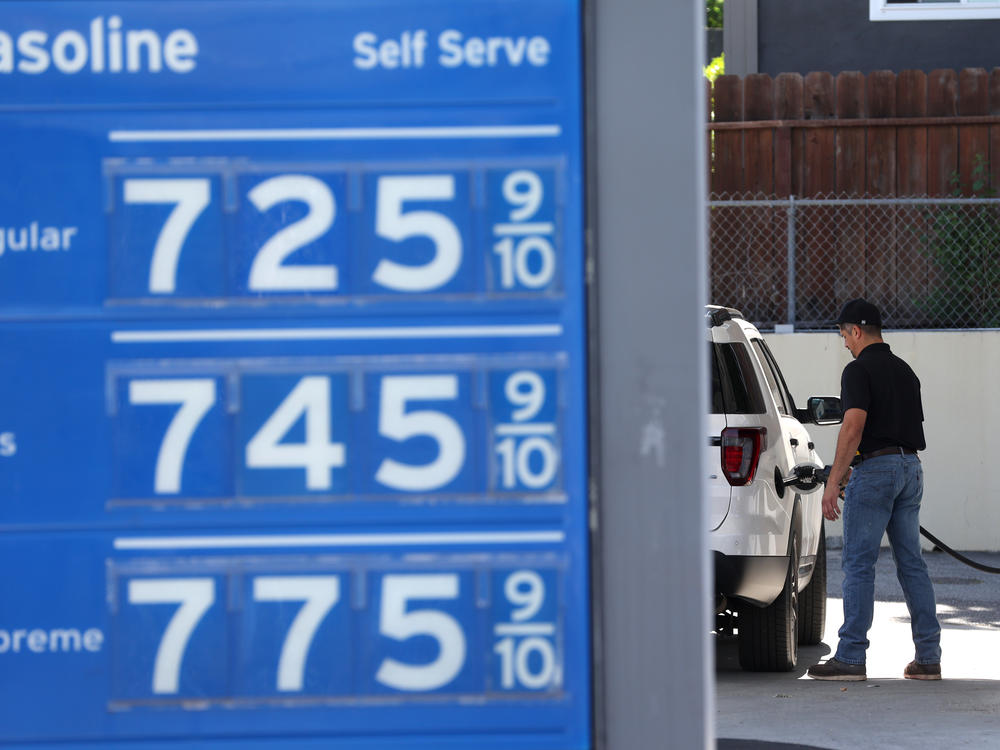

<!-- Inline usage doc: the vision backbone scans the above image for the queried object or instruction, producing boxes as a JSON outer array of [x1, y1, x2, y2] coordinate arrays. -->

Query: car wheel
[[737, 518, 800, 672], [797, 522, 827, 645]]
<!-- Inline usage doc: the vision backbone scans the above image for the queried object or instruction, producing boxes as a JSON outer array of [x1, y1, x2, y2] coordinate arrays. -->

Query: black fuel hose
[[813, 464, 1000, 575], [919, 526, 1000, 575]]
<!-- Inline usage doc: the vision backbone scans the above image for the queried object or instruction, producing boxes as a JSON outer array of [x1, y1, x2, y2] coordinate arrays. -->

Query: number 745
[[127, 373, 465, 495]]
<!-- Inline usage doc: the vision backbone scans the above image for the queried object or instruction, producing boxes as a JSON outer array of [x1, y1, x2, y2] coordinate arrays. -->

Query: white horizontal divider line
[[111, 324, 563, 344], [493, 222, 555, 236], [109, 125, 561, 143], [495, 423, 557, 436], [493, 622, 557, 636], [114, 530, 566, 550]]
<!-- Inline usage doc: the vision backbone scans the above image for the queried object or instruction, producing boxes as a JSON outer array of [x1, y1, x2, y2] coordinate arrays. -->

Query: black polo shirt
[[840, 342, 926, 453]]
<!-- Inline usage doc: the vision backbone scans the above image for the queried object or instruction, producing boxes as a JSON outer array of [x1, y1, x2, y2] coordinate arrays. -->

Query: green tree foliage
[[920, 154, 1000, 327], [704, 53, 724, 82], [707, 0, 724, 28]]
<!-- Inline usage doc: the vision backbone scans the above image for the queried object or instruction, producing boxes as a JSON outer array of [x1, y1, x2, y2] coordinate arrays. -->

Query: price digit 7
[[128, 379, 217, 494], [123, 179, 211, 294], [127, 578, 216, 695], [253, 576, 341, 692]]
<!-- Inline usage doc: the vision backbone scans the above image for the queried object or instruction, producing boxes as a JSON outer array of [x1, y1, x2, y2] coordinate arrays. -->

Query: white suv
[[707, 306, 842, 671]]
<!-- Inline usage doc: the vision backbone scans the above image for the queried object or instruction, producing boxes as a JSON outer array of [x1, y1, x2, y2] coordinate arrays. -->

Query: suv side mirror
[[804, 396, 843, 426]]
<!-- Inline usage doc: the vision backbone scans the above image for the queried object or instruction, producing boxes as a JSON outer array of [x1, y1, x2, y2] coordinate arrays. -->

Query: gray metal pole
[[588, 0, 712, 748], [787, 195, 797, 326]]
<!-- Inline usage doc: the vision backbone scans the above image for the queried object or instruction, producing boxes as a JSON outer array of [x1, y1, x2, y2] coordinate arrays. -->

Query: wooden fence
[[708, 68, 1000, 198], [707, 68, 1000, 329]]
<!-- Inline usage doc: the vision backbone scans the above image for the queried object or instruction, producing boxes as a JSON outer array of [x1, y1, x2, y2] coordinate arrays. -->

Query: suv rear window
[[711, 342, 766, 415]]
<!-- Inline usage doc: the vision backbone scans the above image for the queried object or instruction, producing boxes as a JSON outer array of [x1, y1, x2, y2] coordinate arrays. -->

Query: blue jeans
[[835, 453, 941, 665]]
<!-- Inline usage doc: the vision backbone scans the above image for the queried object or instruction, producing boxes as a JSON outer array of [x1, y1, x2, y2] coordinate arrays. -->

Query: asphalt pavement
[[716, 544, 1000, 749]]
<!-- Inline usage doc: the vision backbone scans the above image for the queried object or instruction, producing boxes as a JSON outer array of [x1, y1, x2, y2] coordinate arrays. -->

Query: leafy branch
[[919, 154, 1000, 327]]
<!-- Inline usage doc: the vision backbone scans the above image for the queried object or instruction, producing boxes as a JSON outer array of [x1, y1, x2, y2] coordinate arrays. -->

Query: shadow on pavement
[[715, 547, 1000, 749], [719, 741, 834, 750], [713, 631, 832, 677]]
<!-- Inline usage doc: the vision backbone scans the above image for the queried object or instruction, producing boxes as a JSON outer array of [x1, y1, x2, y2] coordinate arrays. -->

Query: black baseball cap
[[836, 298, 882, 328]]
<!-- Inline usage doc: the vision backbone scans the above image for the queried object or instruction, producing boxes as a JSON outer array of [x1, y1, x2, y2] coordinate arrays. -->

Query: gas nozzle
[[815, 464, 833, 485], [780, 463, 832, 493]]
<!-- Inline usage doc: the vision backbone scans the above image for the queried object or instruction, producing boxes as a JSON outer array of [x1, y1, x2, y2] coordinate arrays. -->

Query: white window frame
[[870, 0, 1000, 21]]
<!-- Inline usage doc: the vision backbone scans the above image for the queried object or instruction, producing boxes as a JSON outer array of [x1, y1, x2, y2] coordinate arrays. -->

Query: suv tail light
[[721, 427, 766, 486]]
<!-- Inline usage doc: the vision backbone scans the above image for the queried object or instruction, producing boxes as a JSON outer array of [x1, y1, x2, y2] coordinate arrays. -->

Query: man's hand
[[822, 481, 842, 521], [821, 407, 866, 522]]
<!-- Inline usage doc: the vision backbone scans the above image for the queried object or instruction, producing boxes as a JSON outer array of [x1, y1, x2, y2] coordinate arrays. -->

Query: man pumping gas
[[807, 299, 942, 682]]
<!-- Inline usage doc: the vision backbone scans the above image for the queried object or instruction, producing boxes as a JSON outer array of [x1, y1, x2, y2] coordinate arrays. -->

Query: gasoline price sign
[[0, 2, 588, 749]]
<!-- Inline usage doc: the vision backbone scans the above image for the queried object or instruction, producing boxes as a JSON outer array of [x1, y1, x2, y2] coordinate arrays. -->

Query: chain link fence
[[709, 194, 1000, 330]]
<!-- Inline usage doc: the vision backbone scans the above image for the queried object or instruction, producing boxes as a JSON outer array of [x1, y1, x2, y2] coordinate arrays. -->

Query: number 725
[[118, 173, 464, 295]]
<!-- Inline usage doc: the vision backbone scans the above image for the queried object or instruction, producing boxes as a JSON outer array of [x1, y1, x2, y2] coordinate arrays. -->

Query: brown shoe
[[904, 661, 941, 680]]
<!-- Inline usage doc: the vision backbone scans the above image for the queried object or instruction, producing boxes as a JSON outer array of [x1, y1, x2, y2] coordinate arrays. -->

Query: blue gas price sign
[[0, 2, 588, 749], [102, 165, 561, 303]]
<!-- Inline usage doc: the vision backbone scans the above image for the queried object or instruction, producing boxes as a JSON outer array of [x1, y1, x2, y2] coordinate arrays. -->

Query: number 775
[[125, 573, 464, 695]]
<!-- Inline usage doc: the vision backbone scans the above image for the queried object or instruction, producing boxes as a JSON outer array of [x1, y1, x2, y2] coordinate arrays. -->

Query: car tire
[[737, 515, 800, 672], [797, 523, 826, 645]]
